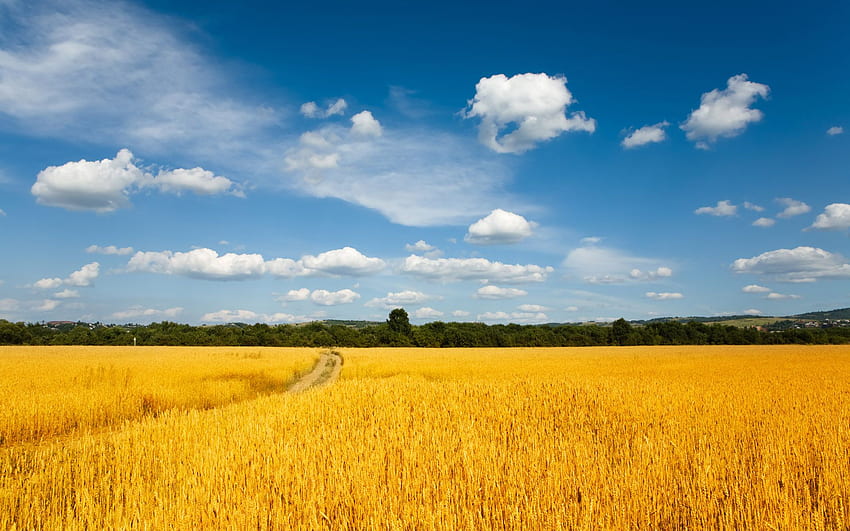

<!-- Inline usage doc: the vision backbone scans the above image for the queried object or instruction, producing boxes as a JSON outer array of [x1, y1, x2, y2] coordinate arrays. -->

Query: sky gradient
[[0, 0, 848, 325]]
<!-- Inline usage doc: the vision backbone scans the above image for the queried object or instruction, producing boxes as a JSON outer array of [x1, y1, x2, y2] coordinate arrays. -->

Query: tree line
[[1, 312, 849, 347]]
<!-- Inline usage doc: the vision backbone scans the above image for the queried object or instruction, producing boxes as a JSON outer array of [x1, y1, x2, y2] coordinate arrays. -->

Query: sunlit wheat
[[1, 345, 848, 529]]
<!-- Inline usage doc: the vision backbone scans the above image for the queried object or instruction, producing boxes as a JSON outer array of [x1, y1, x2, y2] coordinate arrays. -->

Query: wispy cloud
[[0, 0, 278, 161], [2, 1, 530, 227], [283, 119, 520, 226], [563, 242, 673, 285]]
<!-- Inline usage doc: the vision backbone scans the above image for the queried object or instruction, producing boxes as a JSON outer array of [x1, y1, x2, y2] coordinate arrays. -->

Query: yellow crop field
[[0, 346, 318, 445], [1, 345, 849, 529]]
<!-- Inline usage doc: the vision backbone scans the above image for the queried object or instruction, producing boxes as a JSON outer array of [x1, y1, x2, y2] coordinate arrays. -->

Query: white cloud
[[0, 208, 6, 216], [462, 73, 595, 154], [402, 255, 553, 283], [350, 110, 382, 137], [681, 74, 769, 148], [33, 278, 63, 289], [580, 236, 602, 245], [752, 217, 775, 228], [827, 126, 844, 136], [202, 310, 260, 323], [154, 168, 241, 196], [477, 311, 548, 323], [809, 203, 850, 230], [128, 249, 265, 280], [579, 275, 625, 285], [775, 198, 810, 219], [127, 246, 384, 280], [413, 307, 443, 319], [645, 292, 683, 300], [465, 209, 536, 245], [622, 121, 669, 149], [517, 304, 549, 312], [365, 290, 433, 308], [31, 149, 239, 212], [0, 1, 276, 157], [765, 292, 801, 300], [300, 102, 320, 118], [630, 267, 673, 281], [326, 99, 348, 117], [564, 244, 671, 284], [405, 240, 435, 253], [53, 289, 80, 299], [565, 306, 579, 312], [451, 310, 470, 317], [283, 123, 514, 226], [731, 246, 850, 282], [299, 247, 386, 276], [112, 306, 183, 320], [695, 200, 737, 217], [36, 299, 61, 312], [280, 288, 311, 302], [743, 201, 764, 212], [34, 262, 99, 289], [744, 309, 763, 316], [405, 240, 442, 258], [310, 289, 360, 306], [65, 262, 99, 287], [0, 298, 18, 312], [263, 258, 307, 278], [86, 244, 134, 255], [475, 286, 528, 299], [742, 284, 771, 293], [301, 98, 348, 118], [200, 309, 302, 324], [32, 149, 144, 212]]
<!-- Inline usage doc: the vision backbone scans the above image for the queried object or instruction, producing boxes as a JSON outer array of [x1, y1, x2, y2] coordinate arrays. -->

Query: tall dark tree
[[387, 308, 412, 336], [611, 318, 633, 346]]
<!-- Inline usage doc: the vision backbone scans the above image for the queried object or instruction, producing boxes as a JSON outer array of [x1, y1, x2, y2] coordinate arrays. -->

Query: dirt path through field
[[287, 350, 342, 393]]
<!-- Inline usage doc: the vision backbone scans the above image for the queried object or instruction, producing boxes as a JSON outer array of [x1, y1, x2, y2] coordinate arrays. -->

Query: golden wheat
[[0, 346, 317, 445], [1, 345, 849, 529]]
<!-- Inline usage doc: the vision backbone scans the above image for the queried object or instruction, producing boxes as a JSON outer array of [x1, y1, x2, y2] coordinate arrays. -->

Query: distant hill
[[791, 308, 850, 320], [318, 319, 384, 329], [627, 307, 850, 329], [631, 315, 774, 325]]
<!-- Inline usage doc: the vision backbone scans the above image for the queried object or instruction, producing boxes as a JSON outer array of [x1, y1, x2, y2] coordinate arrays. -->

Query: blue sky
[[0, 0, 848, 325]]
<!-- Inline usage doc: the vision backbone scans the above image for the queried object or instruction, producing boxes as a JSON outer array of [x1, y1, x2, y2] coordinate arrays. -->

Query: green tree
[[387, 308, 412, 336], [611, 318, 633, 346]]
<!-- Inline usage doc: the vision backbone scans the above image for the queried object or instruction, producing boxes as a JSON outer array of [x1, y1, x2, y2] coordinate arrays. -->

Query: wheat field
[[0, 346, 318, 446], [1, 345, 849, 529]]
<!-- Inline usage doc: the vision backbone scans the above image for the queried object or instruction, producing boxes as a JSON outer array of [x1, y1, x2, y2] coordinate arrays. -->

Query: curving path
[[287, 350, 342, 393]]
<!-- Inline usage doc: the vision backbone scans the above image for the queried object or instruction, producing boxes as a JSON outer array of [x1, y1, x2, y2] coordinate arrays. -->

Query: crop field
[[1, 345, 849, 529], [0, 346, 318, 446]]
